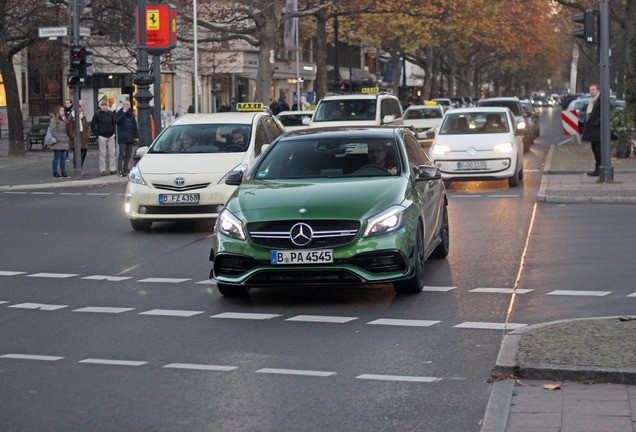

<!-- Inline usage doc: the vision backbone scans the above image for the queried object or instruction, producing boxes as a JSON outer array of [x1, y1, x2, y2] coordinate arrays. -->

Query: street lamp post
[[135, 0, 155, 151]]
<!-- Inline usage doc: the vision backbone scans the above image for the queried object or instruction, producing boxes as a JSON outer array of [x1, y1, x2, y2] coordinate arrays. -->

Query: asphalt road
[[2, 107, 633, 431]]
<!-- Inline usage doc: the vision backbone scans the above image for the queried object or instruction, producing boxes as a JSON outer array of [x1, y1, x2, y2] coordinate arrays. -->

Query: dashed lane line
[[8, 303, 67, 311], [139, 309, 205, 317], [454, 322, 527, 330], [547, 290, 611, 297], [255, 368, 336, 377], [81, 275, 132, 281], [0, 271, 25, 276], [469, 288, 533, 294], [163, 363, 237, 371], [137, 278, 191, 284], [285, 315, 357, 323], [26, 272, 79, 279], [0, 354, 64, 361], [72, 306, 135, 314], [356, 374, 442, 383], [422, 286, 456, 292], [78, 358, 148, 367], [367, 318, 440, 327], [211, 312, 282, 320]]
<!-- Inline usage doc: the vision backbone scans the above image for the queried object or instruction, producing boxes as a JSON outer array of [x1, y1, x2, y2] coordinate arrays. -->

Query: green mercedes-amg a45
[[210, 127, 449, 297]]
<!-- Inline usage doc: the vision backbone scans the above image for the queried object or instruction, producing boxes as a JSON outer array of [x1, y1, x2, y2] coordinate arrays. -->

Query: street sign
[[79, 27, 91, 38], [137, 3, 177, 55], [39, 27, 68, 38]]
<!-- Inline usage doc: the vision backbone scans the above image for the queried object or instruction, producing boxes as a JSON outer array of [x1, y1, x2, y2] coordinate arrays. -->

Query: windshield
[[253, 137, 401, 179], [439, 112, 510, 135], [148, 124, 252, 154], [312, 99, 377, 122], [405, 107, 442, 119], [478, 100, 522, 116]]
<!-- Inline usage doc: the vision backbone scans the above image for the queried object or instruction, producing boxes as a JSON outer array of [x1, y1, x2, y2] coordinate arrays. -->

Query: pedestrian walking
[[115, 100, 139, 176], [279, 95, 290, 112], [49, 106, 70, 179], [66, 100, 90, 177], [269, 99, 281, 115], [92, 100, 117, 175], [582, 83, 601, 177]]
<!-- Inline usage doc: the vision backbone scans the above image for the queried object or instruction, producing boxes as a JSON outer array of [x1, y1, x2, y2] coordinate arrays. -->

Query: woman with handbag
[[49, 106, 71, 178]]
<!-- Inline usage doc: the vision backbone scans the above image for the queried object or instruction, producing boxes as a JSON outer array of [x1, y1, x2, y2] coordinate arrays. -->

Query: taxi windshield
[[148, 124, 252, 154], [253, 137, 401, 180], [312, 99, 377, 122], [405, 108, 442, 119]]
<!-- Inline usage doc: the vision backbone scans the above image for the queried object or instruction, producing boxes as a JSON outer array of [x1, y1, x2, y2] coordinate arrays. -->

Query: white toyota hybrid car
[[430, 107, 524, 187], [124, 104, 286, 230]]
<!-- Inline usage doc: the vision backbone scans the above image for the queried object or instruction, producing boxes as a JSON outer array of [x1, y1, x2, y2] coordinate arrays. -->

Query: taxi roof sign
[[305, 105, 317, 110], [425, 101, 438, 105], [236, 102, 265, 111], [362, 87, 379, 94]]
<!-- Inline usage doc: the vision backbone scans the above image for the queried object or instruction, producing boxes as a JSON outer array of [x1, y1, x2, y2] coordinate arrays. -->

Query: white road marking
[[59, 192, 81, 195], [72, 307, 134, 314], [3, 191, 27, 194], [163, 363, 237, 371], [356, 374, 442, 383], [422, 286, 456, 292], [0, 354, 64, 361], [30, 192, 55, 195], [367, 318, 440, 327], [487, 195, 520, 198], [469, 288, 533, 294], [139, 309, 204, 317], [454, 322, 527, 330], [78, 358, 147, 366], [547, 290, 611, 297], [211, 312, 281, 320], [0, 301, 7, 304], [452, 195, 483, 198], [81, 275, 132, 281], [27, 272, 78, 279], [286, 315, 357, 323], [0, 271, 26, 276], [256, 368, 336, 377], [195, 280, 215, 284], [628, 293, 636, 298], [9, 303, 67, 311], [137, 278, 190, 284], [86, 193, 112, 196]]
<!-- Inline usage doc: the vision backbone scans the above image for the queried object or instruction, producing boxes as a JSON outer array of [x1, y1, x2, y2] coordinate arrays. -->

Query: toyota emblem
[[174, 177, 186, 186], [289, 223, 313, 247]]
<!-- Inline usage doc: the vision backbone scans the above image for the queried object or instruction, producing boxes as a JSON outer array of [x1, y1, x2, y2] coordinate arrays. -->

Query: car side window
[[403, 133, 429, 168], [254, 122, 268, 157], [381, 99, 402, 119]]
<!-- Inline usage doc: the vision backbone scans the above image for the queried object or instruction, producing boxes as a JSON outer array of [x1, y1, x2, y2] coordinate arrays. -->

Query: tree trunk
[[313, 10, 329, 102], [0, 50, 26, 157]]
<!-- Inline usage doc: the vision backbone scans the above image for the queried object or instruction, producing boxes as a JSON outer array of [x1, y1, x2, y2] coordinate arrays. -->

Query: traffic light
[[68, 46, 92, 86], [573, 10, 597, 44], [78, 46, 93, 80]]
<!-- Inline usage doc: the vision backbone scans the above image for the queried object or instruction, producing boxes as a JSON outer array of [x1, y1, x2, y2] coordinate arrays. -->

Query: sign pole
[[72, 0, 82, 179], [135, 0, 155, 152], [598, 0, 613, 181]]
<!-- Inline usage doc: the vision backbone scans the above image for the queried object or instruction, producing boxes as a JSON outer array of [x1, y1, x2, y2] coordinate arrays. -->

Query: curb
[[0, 175, 127, 191]]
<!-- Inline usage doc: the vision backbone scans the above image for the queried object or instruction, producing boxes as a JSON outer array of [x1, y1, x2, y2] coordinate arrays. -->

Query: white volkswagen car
[[430, 107, 524, 187], [124, 104, 286, 230]]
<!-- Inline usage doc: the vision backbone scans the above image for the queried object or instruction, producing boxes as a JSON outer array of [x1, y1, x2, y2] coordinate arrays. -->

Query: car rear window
[[313, 100, 377, 122], [478, 100, 521, 116]]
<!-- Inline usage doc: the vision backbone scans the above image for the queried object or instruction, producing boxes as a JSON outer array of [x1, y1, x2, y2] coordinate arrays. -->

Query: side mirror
[[302, 117, 311, 125], [382, 114, 396, 124], [225, 170, 245, 186], [136, 146, 149, 157], [424, 130, 436, 140], [416, 165, 442, 180]]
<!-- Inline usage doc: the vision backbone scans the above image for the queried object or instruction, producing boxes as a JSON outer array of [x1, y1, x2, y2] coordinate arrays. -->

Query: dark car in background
[[520, 100, 540, 138], [477, 97, 534, 152]]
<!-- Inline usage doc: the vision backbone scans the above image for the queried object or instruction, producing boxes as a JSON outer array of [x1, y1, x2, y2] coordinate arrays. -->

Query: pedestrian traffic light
[[573, 10, 597, 44], [69, 45, 82, 75]]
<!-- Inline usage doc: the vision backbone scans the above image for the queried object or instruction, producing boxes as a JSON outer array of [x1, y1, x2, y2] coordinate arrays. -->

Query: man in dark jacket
[[92, 100, 117, 175], [115, 100, 139, 176], [582, 84, 601, 176]]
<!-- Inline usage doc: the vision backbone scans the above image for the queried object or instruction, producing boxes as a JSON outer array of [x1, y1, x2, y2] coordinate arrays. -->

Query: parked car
[[124, 103, 285, 231], [402, 102, 446, 146], [211, 126, 449, 296], [430, 107, 524, 187], [477, 97, 533, 152], [309, 88, 403, 128]]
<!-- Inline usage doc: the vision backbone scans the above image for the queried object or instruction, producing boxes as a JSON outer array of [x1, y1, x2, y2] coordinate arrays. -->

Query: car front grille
[[246, 269, 362, 285], [247, 220, 360, 249], [153, 183, 210, 192]]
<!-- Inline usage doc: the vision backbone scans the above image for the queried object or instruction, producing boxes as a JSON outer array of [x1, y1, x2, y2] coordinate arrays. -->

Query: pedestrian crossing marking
[[81, 275, 132, 281], [27, 272, 78, 279], [139, 309, 204, 317], [163, 363, 237, 371], [356, 374, 442, 383], [454, 322, 527, 330], [9, 303, 67, 311], [367, 319, 440, 327], [211, 312, 281, 320], [0, 354, 64, 361], [286, 315, 357, 323], [547, 290, 611, 297], [72, 307, 134, 314], [138, 277, 191, 283]]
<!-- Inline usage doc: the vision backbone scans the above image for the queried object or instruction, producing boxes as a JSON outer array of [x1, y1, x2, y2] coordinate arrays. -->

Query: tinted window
[[478, 100, 521, 116], [313, 99, 377, 122], [439, 112, 510, 135], [405, 107, 442, 119], [148, 124, 251, 154], [403, 133, 428, 167], [381, 98, 402, 119]]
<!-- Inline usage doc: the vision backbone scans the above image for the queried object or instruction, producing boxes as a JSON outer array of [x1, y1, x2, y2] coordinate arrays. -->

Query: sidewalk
[[482, 139, 636, 432]]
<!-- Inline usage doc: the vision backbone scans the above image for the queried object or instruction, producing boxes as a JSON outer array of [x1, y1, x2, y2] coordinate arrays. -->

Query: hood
[[434, 133, 514, 151], [138, 152, 247, 175], [229, 177, 408, 222]]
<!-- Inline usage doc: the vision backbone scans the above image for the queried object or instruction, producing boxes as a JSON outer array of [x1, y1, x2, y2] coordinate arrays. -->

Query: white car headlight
[[363, 205, 407, 238], [217, 209, 246, 240], [517, 120, 527, 130], [218, 164, 248, 185], [128, 166, 146, 185], [432, 144, 451, 155], [494, 142, 514, 153]]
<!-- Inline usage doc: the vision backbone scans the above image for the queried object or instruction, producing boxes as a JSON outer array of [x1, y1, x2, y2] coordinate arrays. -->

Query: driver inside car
[[367, 142, 397, 174]]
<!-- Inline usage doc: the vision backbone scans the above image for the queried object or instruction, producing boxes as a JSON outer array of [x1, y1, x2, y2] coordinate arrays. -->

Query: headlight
[[217, 209, 246, 240], [493, 142, 513, 153], [517, 120, 527, 130], [432, 144, 451, 155], [218, 164, 248, 184], [363, 205, 406, 238], [128, 166, 146, 185]]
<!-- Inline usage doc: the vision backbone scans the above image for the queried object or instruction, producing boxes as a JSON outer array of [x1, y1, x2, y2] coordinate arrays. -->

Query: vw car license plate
[[159, 193, 200, 204], [271, 249, 333, 265], [458, 161, 487, 170]]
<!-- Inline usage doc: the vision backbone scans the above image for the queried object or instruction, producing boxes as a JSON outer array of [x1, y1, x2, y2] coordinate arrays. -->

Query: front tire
[[130, 219, 152, 231], [217, 283, 251, 297], [394, 225, 425, 294]]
